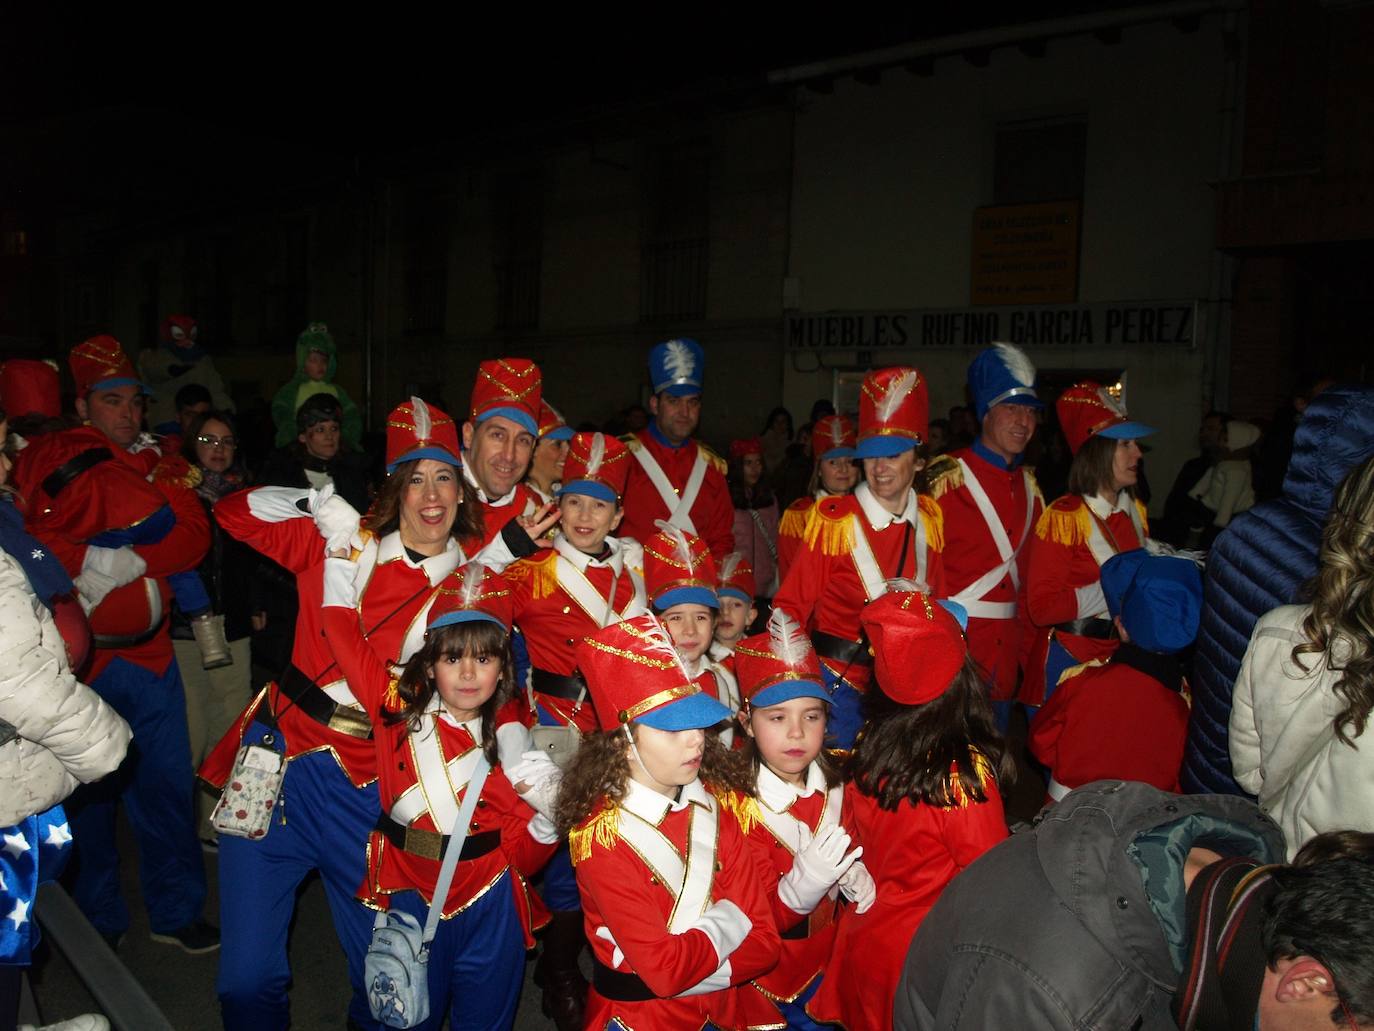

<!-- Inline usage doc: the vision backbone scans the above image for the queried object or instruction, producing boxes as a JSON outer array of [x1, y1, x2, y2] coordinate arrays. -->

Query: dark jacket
[[895, 781, 1282, 1031], [1182, 385, 1374, 795], [169, 494, 257, 642]]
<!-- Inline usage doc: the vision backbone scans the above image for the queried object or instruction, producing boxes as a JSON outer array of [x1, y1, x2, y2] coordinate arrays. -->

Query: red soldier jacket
[[1023, 491, 1149, 705], [775, 494, 818, 585], [808, 761, 1007, 1030], [321, 603, 555, 939], [618, 427, 734, 562], [570, 778, 783, 1031], [1029, 644, 1190, 797], [928, 445, 1044, 701]]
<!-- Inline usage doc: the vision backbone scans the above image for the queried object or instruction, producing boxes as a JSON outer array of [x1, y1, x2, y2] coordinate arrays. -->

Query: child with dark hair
[[553, 614, 781, 1031], [321, 560, 557, 1030], [809, 589, 1012, 1030]]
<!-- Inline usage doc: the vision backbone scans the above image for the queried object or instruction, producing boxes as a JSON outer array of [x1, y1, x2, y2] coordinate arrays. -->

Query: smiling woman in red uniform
[[775, 414, 858, 584], [808, 591, 1011, 1031], [773, 367, 946, 750], [1024, 382, 1156, 708]]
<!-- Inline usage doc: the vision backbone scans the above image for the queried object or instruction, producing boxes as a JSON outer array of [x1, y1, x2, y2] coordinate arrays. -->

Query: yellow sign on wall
[[970, 201, 1081, 306]]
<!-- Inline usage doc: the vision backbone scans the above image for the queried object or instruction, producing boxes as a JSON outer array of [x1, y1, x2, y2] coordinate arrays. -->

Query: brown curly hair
[[555, 726, 755, 837], [1293, 454, 1374, 745]]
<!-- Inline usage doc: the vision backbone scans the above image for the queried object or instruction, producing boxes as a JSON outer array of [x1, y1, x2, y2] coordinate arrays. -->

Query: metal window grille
[[641, 139, 710, 323]]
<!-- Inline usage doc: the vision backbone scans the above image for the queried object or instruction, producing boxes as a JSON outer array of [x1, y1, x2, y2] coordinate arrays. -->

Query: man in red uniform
[[618, 338, 734, 560], [773, 366, 946, 749], [23, 336, 215, 952], [927, 343, 1044, 729], [461, 357, 544, 544]]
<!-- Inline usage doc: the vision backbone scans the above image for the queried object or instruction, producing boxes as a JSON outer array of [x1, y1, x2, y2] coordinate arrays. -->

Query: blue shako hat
[[649, 338, 704, 397], [1100, 549, 1203, 655], [968, 342, 1044, 422]]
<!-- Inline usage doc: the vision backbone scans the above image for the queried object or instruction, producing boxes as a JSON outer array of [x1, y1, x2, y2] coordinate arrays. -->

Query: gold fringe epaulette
[[1035, 496, 1092, 546], [382, 674, 402, 710], [620, 433, 642, 453], [1135, 499, 1151, 536], [698, 443, 727, 477], [802, 499, 854, 557], [569, 803, 619, 866], [1024, 466, 1046, 508], [1055, 657, 1106, 687], [778, 500, 813, 541], [923, 455, 964, 500], [918, 494, 945, 552], [945, 749, 997, 809], [151, 455, 202, 491], [711, 785, 761, 835], [507, 551, 559, 600]]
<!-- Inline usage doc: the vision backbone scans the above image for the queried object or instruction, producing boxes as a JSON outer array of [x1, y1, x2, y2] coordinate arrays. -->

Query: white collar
[[526, 480, 557, 506], [621, 776, 712, 824], [708, 640, 733, 663], [1083, 490, 1133, 520], [423, 694, 482, 738], [462, 460, 518, 507], [681, 653, 706, 678], [553, 533, 625, 575], [378, 531, 463, 586], [756, 761, 827, 813], [855, 480, 918, 530]]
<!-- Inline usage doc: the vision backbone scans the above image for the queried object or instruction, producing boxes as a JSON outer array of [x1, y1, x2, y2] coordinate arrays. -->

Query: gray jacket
[[894, 781, 1283, 1030]]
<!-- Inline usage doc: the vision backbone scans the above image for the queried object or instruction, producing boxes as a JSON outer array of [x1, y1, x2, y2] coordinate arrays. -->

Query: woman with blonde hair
[[1230, 452, 1374, 859]]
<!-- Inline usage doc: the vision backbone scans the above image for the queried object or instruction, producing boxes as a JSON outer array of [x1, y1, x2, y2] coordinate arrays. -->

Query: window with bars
[[492, 170, 542, 333], [641, 139, 710, 323], [404, 189, 449, 336]]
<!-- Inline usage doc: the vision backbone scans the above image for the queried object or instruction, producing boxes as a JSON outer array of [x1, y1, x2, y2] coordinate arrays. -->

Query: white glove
[[308, 483, 363, 556], [676, 960, 733, 997], [595, 925, 624, 969], [838, 858, 877, 914], [74, 545, 147, 613], [506, 750, 563, 822], [777, 823, 862, 915], [495, 722, 533, 771], [321, 557, 358, 609], [684, 899, 751, 964], [527, 813, 559, 845]]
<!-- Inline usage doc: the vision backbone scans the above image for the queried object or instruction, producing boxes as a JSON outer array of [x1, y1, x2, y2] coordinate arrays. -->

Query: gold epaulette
[[1055, 657, 1106, 687], [945, 749, 997, 809], [569, 803, 619, 866], [620, 433, 642, 452], [1024, 466, 1046, 508], [698, 442, 727, 476], [918, 494, 945, 552], [923, 454, 964, 501], [1135, 499, 1151, 536], [151, 455, 202, 491], [801, 497, 855, 557], [508, 550, 559, 600], [710, 785, 761, 835], [777, 499, 813, 541], [1035, 496, 1092, 546]]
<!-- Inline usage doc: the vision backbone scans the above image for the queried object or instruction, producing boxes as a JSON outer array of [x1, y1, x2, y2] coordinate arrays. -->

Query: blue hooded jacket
[[1182, 385, 1374, 795]]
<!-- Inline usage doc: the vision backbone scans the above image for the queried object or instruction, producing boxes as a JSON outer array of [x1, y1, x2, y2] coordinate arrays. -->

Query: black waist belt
[[592, 958, 657, 1002], [276, 664, 374, 739], [810, 630, 872, 667], [42, 447, 113, 499], [530, 667, 586, 701], [375, 814, 500, 863], [1053, 618, 1119, 641]]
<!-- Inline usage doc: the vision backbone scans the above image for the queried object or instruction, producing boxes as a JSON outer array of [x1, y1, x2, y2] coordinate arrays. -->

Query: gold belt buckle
[[326, 705, 373, 738], [402, 824, 443, 861]]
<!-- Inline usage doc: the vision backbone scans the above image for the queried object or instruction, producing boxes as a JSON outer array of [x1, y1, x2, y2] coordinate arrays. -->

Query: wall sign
[[970, 201, 1081, 305]]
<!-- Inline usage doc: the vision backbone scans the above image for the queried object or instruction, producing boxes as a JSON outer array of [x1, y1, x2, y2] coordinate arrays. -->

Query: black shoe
[[150, 918, 220, 954]]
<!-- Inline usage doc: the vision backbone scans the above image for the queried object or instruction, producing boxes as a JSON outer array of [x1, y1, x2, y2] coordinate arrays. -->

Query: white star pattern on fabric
[[0, 870, 6, 892], [30, 548, 45, 560], [6, 899, 30, 930], [2, 832, 31, 859], [44, 822, 73, 848]]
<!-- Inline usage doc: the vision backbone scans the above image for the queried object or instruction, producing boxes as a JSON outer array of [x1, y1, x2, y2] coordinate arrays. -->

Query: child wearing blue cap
[[1028, 549, 1202, 802]]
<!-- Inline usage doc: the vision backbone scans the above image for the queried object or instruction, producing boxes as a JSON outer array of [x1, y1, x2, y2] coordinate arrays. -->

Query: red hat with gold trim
[[854, 366, 928, 460], [0, 359, 61, 421], [560, 431, 631, 502], [811, 414, 856, 462], [69, 336, 148, 398], [859, 589, 968, 705], [735, 610, 828, 709], [1055, 381, 1156, 455], [576, 614, 732, 731], [385, 396, 462, 473], [470, 358, 542, 436], [715, 552, 755, 605], [644, 521, 718, 610], [728, 437, 762, 461], [427, 562, 514, 632], [536, 400, 574, 442]]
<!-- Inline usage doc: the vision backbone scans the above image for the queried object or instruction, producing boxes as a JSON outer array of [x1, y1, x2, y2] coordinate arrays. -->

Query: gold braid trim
[[620, 434, 642, 452], [802, 504, 854, 557], [569, 804, 619, 865], [1025, 468, 1046, 508], [918, 494, 944, 553], [711, 786, 761, 835], [509, 552, 559, 600], [1035, 498, 1092, 546], [945, 750, 997, 809], [778, 502, 811, 541], [923, 455, 964, 500], [698, 443, 727, 476], [151, 456, 203, 490]]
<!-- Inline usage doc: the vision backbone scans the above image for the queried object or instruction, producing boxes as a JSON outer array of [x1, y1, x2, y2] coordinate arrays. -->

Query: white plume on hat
[[876, 369, 917, 423], [584, 432, 607, 478], [663, 339, 695, 380], [766, 609, 810, 668], [992, 342, 1036, 386], [654, 519, 696, 571], [410, 396, 432, 442]]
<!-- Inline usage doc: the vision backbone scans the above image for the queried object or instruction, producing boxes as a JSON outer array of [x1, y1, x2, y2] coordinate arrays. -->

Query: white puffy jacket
[[0, 548, 132, 826], [1229, 603, 1372, 859]]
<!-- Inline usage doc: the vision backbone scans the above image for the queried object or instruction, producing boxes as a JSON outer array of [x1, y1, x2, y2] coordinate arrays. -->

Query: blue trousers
[[68, 656, 205, 936], [783, 976, 826, 1030], [380, 873, 524, 1031], [215, 721, 380, 1031], [819, 660, 865, 751]]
